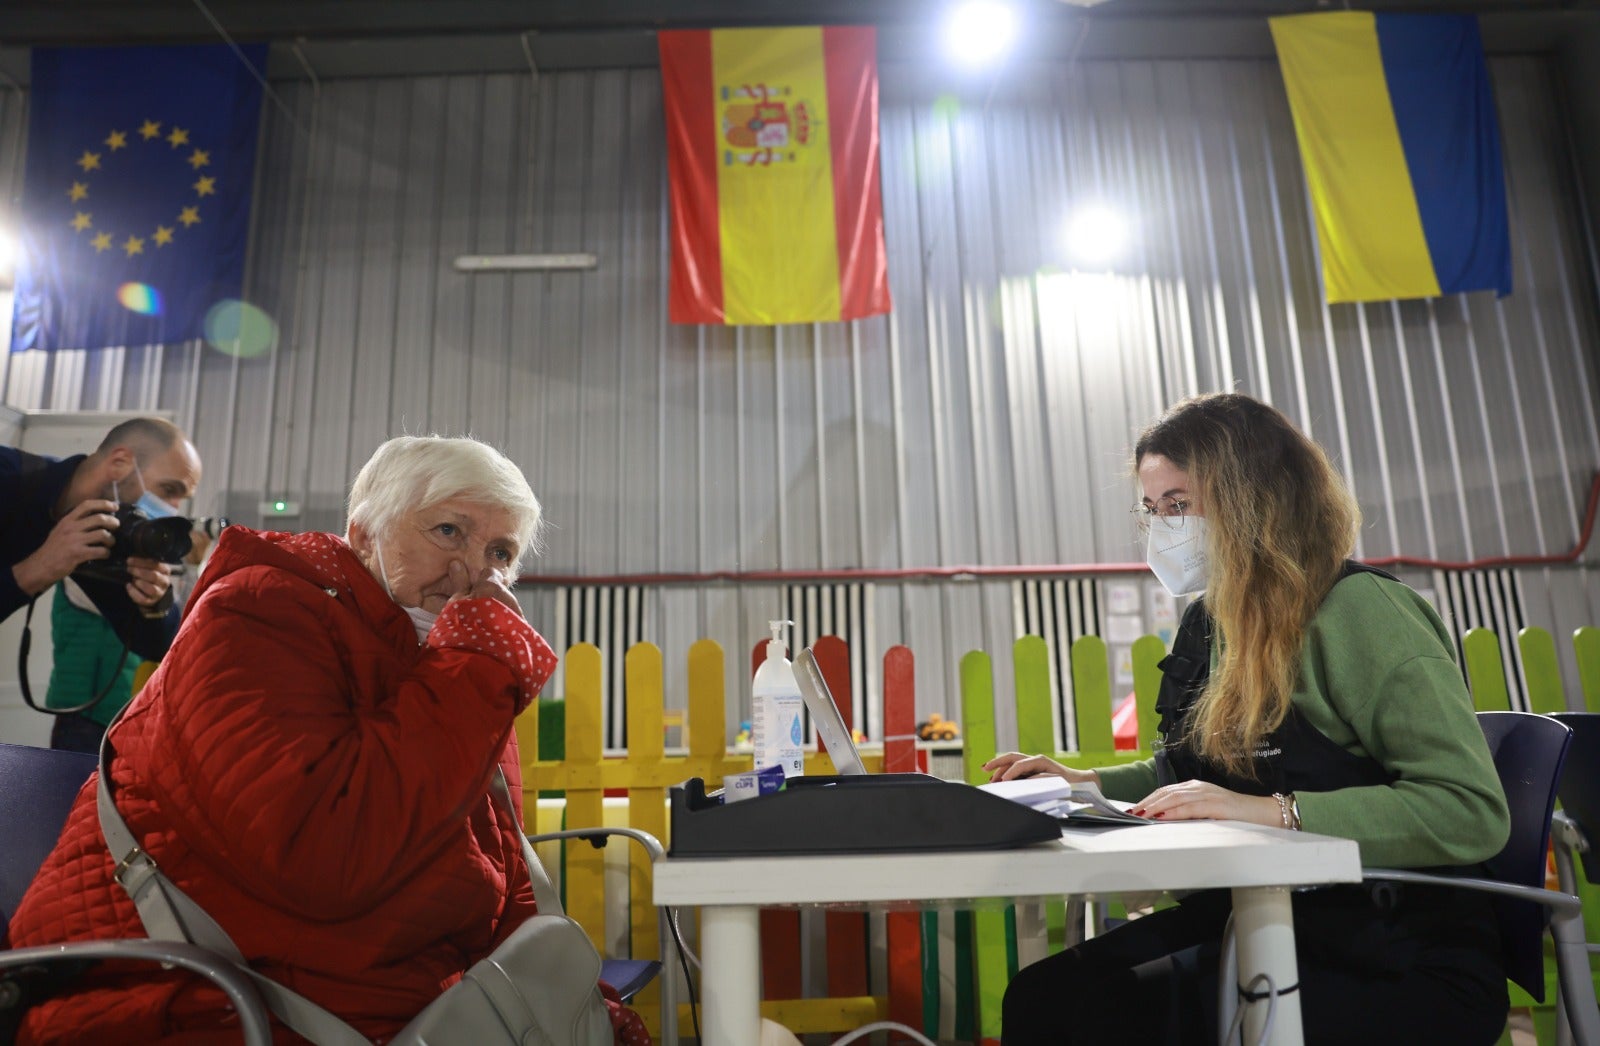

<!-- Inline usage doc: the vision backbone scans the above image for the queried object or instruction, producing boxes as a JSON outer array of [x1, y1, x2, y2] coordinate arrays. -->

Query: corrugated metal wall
[[2, 56, 1597, 742]]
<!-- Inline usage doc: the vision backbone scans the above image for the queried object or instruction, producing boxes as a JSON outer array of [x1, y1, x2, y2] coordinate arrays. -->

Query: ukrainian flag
[[1270, 13, 1511, 304]]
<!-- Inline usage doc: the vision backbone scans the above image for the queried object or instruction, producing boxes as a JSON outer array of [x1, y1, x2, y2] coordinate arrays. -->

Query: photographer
[[2, 418, 202, 749]]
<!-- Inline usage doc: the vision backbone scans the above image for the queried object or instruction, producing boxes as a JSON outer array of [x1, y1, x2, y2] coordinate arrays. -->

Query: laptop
[[792, 648, 869, 776]]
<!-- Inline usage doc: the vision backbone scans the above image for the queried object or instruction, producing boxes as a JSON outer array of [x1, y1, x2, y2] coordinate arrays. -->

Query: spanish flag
[[659, 27, 891, 326], [1270, 13, 1511, 304]]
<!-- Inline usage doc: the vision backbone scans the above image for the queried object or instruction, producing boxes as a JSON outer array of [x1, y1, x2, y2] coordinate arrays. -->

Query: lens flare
[[1064, 205, 1133, 269], [116, 282, 162, 315], [932, 94, 962, 120], [203, 299, 278, 358]]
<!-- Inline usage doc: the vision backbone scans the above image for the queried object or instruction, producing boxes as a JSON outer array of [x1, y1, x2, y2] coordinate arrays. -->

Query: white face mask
[[403, 605, 439, 643], [1146, 515, 1210, 596], [374, 543, 438, 643]]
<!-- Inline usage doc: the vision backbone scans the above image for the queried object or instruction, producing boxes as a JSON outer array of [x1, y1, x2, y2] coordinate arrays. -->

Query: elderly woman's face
[[350, 496, 521, 612]]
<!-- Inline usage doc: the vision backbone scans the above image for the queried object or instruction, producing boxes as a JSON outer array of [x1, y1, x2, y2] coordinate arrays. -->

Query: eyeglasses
[[1131, 496, 1193, 532]]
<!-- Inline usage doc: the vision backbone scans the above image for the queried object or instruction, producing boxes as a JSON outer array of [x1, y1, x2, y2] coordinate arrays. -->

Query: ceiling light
[[945, 1, 1018, 68], [1064, 205, 1131, 268], [453, 253, 597, 273]]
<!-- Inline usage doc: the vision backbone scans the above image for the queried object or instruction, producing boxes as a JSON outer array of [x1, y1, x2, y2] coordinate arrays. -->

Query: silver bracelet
[[1272, 792, 1297, 830]]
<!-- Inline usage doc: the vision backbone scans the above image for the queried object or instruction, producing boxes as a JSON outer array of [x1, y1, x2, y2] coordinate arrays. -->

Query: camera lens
[[194, 516, 231, 540], [125, 516, 195, 562]]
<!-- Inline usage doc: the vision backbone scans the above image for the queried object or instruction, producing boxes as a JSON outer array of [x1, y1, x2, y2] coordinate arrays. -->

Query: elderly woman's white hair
[[346, 436, 543, 562]]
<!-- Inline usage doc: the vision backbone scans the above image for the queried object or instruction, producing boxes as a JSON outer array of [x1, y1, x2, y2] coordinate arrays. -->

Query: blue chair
[[0, 741, 272, 1045], [0, 742, 96, 932], [1218, 711, 1600, 1045], [1550, 712, 1600, 1045], [1550, 712, 1600, 892]]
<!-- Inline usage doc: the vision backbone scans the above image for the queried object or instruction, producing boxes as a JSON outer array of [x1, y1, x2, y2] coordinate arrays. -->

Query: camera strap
[[15, 595, 133, 717]]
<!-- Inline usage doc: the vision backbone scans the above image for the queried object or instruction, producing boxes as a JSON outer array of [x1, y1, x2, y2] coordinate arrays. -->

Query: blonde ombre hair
[[1135, 393, 1361, 778]]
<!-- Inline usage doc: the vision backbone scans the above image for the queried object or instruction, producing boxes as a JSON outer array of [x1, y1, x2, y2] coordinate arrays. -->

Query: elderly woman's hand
[[444, 560, 524, 618]]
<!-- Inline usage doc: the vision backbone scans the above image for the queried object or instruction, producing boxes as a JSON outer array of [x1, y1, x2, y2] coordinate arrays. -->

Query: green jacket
[[45, 581, 138, 727], [1097, 572, 1510, 868]]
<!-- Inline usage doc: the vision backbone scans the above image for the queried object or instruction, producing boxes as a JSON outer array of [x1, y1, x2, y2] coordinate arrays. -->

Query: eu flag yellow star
[[152, 225, 174, 247], [90, 231, 113, 252], [139, 119, 162, 140], [178, 206, 201, 227], [77, 151, 101, 172], [193, 176, 216, 197], [187, 148, 210, 170], [70, 212, 92, 232], [166, 127, 190, 147], [68, 182, 88, 202], [104, 130, 127, 151], [122, 235, 145, 256]]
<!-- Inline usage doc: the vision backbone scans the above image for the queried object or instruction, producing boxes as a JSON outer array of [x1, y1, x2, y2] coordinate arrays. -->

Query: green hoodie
[[45, 581, 138, 728], [1097, 572, 1509, 868]]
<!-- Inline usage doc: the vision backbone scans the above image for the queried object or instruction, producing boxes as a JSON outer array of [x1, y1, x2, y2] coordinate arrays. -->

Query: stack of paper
[[978, 776, 1152, 826]]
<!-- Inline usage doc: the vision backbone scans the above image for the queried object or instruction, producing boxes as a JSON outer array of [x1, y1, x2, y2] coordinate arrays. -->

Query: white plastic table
[[653, 819, 1361, 1046]]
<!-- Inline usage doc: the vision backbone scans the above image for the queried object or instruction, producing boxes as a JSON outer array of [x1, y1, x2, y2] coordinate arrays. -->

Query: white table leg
[[699, 905, 762, 1046], [1014, 900, 1049, 968], [1229, 886, 1304, 1046]]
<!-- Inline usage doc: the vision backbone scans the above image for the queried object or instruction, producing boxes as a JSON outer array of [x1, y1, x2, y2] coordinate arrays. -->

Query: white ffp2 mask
[[1146, 516, 1210, 596]]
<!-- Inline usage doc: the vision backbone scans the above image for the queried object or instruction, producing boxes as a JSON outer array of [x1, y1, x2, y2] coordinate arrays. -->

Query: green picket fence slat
[[1072, 634, 1114, 754], [1014, 636, 1055, 757], [1132, 634, 1166, 750], [1518, 627, 1564, 714], [1463, 628, 1512, 712], [1576, 627, 1600, 714]]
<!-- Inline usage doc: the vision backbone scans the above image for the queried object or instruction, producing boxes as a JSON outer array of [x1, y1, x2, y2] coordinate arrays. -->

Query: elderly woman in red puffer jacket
[[5, 435, 648, 1045]]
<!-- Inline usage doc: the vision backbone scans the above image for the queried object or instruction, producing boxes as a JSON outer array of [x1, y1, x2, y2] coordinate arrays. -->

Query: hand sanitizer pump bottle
[[751, 620, 806, 779]]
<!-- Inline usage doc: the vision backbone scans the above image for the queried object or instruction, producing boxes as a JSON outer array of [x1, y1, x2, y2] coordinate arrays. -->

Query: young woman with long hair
[[986, 392, 1511, 1045]]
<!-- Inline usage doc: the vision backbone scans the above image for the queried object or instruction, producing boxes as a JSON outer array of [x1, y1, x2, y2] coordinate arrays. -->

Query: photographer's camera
[[73, 504, 195, 617]]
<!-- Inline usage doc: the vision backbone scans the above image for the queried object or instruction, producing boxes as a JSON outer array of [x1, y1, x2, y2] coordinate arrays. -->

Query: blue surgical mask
[[120, 461, 180, 519], [136, 491, 178, 518]]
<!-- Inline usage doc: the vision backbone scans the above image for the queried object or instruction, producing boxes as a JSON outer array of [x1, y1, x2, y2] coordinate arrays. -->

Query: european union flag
[[11, 44, 266, 352]]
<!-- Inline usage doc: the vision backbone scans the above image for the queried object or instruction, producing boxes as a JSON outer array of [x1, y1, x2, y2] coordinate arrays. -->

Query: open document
[[978, 776, 1152, 826]]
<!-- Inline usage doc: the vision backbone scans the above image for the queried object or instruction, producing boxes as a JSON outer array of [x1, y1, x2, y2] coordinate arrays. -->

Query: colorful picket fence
[[514, 624, 1600, 1043], [515, 636, 898, 1040]]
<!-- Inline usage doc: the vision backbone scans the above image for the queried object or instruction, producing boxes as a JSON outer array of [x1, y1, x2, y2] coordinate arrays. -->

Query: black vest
[[1152, 561, 1400, 796]]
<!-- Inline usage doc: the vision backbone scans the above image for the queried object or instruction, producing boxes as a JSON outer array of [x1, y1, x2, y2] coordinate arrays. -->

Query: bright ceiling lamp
[[944, 1, 1018, 68], [1064, 204, 1132, 268]]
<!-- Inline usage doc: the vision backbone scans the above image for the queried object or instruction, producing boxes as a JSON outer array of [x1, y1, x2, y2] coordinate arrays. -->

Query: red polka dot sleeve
[[426, 599, 557, 714]]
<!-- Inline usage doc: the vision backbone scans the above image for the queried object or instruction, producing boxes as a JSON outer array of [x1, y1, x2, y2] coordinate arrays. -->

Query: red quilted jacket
[[4, 528, 561, 1043]]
